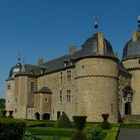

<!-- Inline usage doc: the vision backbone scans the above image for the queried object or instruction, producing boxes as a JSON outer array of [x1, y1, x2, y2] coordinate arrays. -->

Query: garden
[[0, 110, 121, 140]]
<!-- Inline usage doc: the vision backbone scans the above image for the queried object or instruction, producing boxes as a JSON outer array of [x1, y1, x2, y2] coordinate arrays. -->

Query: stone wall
[[6, 79, 15, 116], [123, 58, 140, 114], [37, 68, 77, 120], [75, 57, 118, 122]]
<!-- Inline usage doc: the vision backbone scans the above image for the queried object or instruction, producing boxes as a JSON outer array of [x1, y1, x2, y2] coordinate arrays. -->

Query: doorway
[[57, 111, 61, 119], [125, 102, 131, 115]]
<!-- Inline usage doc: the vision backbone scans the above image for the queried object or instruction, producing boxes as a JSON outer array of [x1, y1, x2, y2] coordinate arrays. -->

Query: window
[[64, 60, 68, 67], [30, 81, 35, 92], [60, 72, 63, 84], [59, 91, 62, 102], [139, 60, 140, 64], [67, 70, 71, 82], [44, 98, 48, 102], [67, 90, 71, 102], [15, 109, 17, 113], [82, 65, 84, 68], [7, 84, 10, 90], [15, 98, 17, 102]]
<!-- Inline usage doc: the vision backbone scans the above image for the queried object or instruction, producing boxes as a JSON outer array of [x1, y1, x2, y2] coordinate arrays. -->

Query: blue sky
[[0, 0, 140, 98]]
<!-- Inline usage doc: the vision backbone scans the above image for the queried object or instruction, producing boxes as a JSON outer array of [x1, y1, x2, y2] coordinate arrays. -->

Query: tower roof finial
[[94, 16, 99, 32], [17, 51, 21, 64], [138, 15, 140, 28]]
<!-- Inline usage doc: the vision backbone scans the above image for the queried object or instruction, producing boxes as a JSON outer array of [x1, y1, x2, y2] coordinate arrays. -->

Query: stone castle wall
[[38, 68, 77, 120], [6, 79, 15, 116], [123, 58, 140, 114], [75, 57, 118, 122]]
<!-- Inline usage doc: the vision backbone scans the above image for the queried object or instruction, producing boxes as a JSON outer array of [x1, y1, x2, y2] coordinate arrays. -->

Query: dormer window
[[30, 69, 34, 74], [70, 58, 74, 65], [64, 60, 69, 67]]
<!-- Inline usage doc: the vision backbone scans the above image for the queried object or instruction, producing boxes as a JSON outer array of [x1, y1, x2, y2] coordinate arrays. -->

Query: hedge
[[0, 119, 26, 140], [120, 123, 140, 129], [104, 125, 120, 140], [28, 127, 75, 137]]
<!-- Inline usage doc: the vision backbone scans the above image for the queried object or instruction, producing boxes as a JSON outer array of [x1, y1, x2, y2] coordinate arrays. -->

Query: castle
[[5, 17, 140, 122]]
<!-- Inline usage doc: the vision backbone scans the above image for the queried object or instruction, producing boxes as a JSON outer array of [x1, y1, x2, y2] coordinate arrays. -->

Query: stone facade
[[75, 58, 118, 122], [123, 58, 140, 114]]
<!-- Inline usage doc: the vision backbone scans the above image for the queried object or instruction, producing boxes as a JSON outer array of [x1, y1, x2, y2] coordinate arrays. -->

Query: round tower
[[122, 16, 140, 115], [6, 62, 22, 117], [75, 32, 119, 122]]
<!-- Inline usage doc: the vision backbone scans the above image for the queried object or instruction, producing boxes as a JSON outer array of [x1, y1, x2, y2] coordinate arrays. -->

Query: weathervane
[[94, 16, 99, 32]]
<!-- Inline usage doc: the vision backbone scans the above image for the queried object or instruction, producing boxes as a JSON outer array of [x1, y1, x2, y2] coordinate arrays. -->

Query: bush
[[28, 127, 75, 137], [55, 112, 72, 128], [101, 114, 111, 129], [71, 116, 87, 140], [102, 121, 111, 129], [72, 116, 87, 130], [0, 110, 6, 118], [0, 119, 26, 140], [71, 130, 87, 140], [84, 125, 106, 140], [120, 123, 140, 129], [104, 126, 120, 140]]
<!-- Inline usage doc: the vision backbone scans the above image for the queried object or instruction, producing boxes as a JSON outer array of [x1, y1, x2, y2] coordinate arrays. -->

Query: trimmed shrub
[[0, 119, 26, 140], [55, 112, 72, 128], [71, 130, 87, 140], [101, 114, 111, 129], [71, 116, 87, 140], [72, 116, 87, 130], [120, 123, 140, 129]]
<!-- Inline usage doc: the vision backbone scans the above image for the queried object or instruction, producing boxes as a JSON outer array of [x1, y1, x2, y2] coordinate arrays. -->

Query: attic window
[[70, 58, 74, 65], [64, 61, 69, 67], [30, 69, 34, 74]]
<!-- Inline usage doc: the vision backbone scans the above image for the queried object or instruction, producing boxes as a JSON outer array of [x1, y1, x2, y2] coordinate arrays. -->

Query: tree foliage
[[0, 99, 5, 109]]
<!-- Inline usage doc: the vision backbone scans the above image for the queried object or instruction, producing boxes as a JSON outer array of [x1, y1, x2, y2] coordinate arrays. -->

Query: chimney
[[114, 52, 118, 58], [69, 46, 77, 54], [97, 32, 104, 55], [132, 31, 138, 41], [37, 59, 44, 65]]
